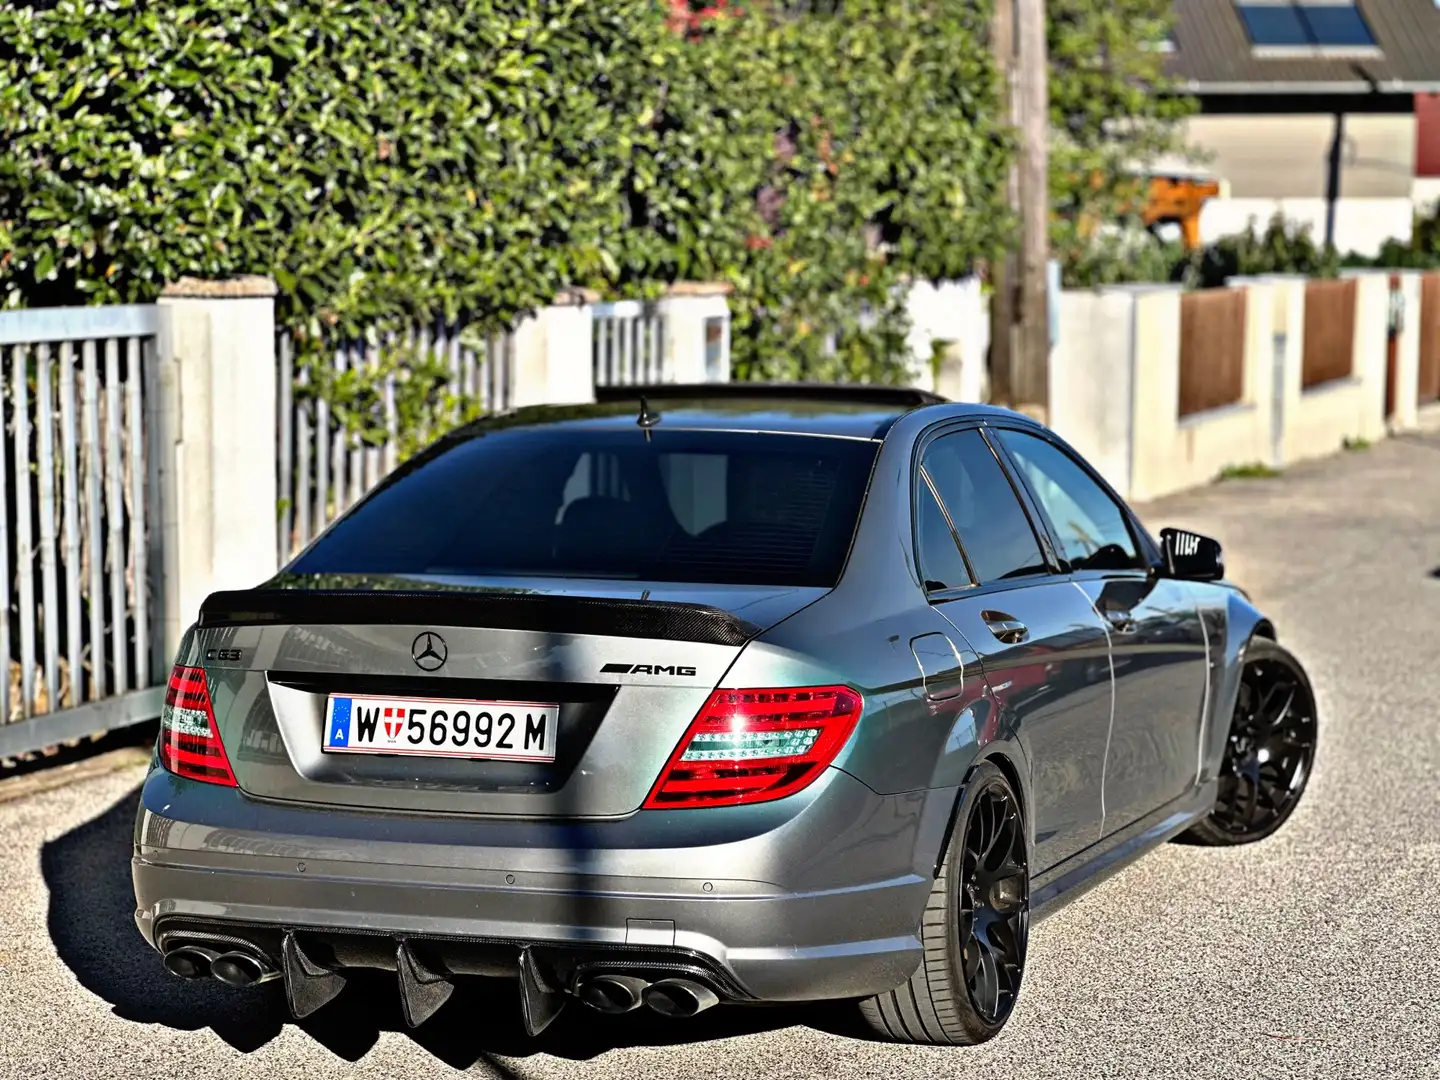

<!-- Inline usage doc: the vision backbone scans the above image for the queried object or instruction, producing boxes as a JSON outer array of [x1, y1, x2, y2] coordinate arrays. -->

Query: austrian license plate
[[322, 694, 560, 762]]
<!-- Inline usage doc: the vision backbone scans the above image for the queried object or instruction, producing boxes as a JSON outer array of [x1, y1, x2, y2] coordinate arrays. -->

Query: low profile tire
[[1183, 637, 1317, 846], [859, 761, 1029, 1046]]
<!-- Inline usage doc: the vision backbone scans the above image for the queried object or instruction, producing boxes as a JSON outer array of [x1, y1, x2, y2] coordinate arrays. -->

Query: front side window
[[921, 430, 1048, 584], [289, 428, 880, 588], [993, 429, 1143, 572]]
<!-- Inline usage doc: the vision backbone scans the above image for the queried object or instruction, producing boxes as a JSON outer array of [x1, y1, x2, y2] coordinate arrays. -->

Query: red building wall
[[1418, 93, 1440, 178]]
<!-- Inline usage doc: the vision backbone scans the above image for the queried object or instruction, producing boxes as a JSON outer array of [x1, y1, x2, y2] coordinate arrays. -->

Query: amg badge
[[601, 663, 697, 676]]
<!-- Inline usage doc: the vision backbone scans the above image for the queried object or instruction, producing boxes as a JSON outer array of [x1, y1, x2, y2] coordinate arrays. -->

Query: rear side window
[[289, 428, 880, 588], [921, 430, 1048, 584], [915, 479, 972, 591]]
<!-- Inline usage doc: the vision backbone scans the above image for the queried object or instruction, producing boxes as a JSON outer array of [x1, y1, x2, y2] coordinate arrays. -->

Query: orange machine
[[1144, 174, 1221, 250]]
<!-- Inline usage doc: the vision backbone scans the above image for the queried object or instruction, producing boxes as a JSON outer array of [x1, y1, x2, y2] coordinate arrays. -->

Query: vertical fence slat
[[330, 346, 348, 520], [142, 336, 164, 687], [105, 336, 128, 695], [314, 354, 331, 531], [461, 333, 476, 404], [295, 362, 312, 554], [127, 337, 148, 688], [36, 344, 60, 713], [14, 347, 35, 719], [349, 340, 366, 506], [59, 343, 82, 708], [0, 351, 10, 721], [82, 341, 104, 700], [277, 334, 294, 568]]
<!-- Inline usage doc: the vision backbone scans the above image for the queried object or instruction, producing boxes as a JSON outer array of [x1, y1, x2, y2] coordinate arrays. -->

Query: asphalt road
[[4, 431, 1440, 1080]]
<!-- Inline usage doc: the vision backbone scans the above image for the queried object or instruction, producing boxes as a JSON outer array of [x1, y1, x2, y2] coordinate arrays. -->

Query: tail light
[[158, 664, 237, 787], [644, 685, 862, 809]]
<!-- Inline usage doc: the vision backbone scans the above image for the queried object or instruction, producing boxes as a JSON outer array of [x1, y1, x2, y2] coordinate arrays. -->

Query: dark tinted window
[[921, 431, 1047, 584], [994, 429, 1143, 572], [289, 428, 879, 587], [915, 479, 972, 591]]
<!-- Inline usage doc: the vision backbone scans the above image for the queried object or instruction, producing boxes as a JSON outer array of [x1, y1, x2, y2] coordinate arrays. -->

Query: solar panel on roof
[[1298, 4, 1377, 46], [1235, 1, 1379, 49]]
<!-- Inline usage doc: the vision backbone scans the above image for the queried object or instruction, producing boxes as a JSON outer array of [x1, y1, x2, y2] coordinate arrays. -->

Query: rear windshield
[[289, 427, 880, 587]]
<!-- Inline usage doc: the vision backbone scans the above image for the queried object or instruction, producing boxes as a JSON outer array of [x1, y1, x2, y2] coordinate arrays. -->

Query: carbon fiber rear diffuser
[[518, 946, 567, 1036], [282, 930, 347, 1019]]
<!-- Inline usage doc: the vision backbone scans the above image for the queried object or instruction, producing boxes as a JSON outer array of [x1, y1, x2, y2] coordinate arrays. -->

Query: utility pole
[[988, 0, 1017, 408], [1013, 0, 1051, 421]]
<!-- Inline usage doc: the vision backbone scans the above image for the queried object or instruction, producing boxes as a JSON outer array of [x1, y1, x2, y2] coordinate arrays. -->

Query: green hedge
[[0, 0, 676, 339], [1, 1, 1181, 389]]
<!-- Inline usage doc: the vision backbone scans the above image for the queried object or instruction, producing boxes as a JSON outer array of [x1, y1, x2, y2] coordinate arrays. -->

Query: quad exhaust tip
[[163, 945, 220, 981], [211, 950, 276, 987], [577, 974, 649, 1015], [641, 978, 719, 1018], [163, 942, 278, 987], [575, 974, 720, 1018]]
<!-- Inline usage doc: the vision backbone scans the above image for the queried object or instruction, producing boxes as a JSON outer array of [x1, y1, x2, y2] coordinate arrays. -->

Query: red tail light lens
[[643, 685, 862, 809], [158, 664, 237, 787]]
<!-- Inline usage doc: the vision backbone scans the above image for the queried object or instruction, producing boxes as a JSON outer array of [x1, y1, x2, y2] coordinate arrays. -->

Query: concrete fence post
[[1390, 271, 1424, 432], [153, 276, 280, 659], [656, 283, 733, 383], [509, 288, 599, 408]]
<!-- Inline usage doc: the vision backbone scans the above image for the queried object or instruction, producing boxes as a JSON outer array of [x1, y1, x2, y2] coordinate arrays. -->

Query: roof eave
[[1180, 79, 1440, 95]]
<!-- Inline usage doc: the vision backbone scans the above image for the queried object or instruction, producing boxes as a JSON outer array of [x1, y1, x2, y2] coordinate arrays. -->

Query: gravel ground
[[3, 431, 1439, 1080]]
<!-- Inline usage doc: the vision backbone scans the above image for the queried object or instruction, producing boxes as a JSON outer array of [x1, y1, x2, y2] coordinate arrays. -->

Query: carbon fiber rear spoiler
[[196, 588, 761, 646]]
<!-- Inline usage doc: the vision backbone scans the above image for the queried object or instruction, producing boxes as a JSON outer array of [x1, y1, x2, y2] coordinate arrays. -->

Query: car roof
[[463, 386, 1034, 442]]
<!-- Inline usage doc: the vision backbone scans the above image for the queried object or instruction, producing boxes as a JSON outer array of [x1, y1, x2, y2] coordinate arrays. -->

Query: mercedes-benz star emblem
[[411, 632, 447, 672]]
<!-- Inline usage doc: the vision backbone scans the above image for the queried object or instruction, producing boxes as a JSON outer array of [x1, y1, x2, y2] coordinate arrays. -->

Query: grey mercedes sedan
[[132, 384, 1317, 1046]]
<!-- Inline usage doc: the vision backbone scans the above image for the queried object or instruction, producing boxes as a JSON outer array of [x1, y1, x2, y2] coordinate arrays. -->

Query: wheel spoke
[[972, 940, 1001, 1020]]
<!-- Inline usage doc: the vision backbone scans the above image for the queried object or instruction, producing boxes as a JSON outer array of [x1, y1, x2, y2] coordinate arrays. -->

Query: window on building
[[1234, 1, 1379, 53]]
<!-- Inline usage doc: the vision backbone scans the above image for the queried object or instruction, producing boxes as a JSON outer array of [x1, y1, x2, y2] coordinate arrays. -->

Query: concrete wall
[[905, 278, 989, 403], [1279, 274, 1389, 461], [1051, 272, 1405, 503], [1127, 285, 1277, 503], [1047, 289, 1136, 497]]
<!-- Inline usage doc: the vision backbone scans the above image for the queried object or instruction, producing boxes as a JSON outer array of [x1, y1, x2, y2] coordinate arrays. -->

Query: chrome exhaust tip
[[163, 945, 220, 981], [210, 950, 277, 987], [576, 974, 650, 1015], [641, 978, 720, 1018]]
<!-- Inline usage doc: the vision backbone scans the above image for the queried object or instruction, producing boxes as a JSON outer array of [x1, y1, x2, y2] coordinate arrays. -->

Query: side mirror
[[1158, 527, 1224, 582]]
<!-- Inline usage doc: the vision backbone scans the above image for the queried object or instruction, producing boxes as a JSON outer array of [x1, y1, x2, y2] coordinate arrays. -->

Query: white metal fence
[[591, 300, 666, 386], [277, 325, 515, 563], [0, 307, 164, 760]]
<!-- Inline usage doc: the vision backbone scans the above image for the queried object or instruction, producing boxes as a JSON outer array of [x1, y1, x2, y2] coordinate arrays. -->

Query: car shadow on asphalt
[[41, 784, 866, 1066]]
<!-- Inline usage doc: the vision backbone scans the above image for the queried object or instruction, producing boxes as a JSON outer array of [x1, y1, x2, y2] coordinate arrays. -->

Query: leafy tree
[[1047, 0, 1196, 280]]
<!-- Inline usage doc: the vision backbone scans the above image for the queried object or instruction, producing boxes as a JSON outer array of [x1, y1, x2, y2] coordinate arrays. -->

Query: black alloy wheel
[[859, 761, 1029, 1045], [958, 782, 1028, 1024], [1184, 637, 1317, 846]]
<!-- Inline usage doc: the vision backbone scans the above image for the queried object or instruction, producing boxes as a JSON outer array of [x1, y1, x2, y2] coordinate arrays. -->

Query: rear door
[[988, 426, 1211, 835], [916, 426, 1114, 874]]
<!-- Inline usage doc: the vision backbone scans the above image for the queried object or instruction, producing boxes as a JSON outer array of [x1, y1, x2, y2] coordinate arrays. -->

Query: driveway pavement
[[3, 432, 1439, 1079]]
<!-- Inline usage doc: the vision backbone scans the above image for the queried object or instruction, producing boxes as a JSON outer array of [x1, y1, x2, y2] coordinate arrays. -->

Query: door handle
[[1106, 612, 1137, 635], [981, 610, 1029, 645]]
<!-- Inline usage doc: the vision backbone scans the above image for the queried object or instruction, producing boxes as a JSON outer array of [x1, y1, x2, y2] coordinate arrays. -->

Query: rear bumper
[[132, 766, 953, 1003]]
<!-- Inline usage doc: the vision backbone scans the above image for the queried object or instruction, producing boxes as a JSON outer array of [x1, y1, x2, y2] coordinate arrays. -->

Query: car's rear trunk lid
[[196, 575, 824, 818]]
